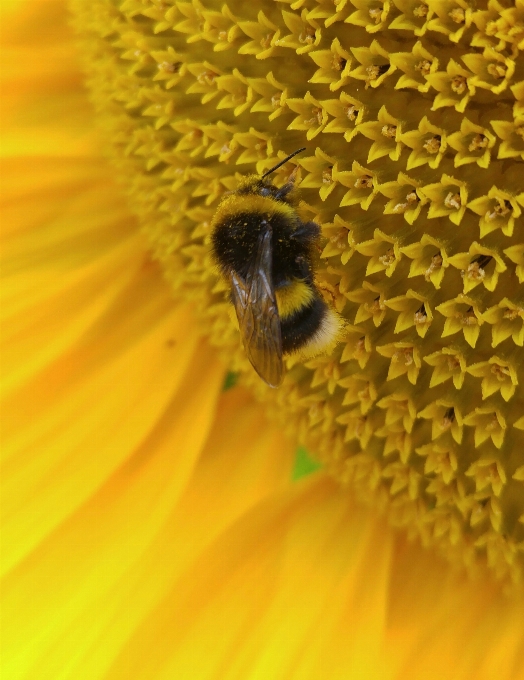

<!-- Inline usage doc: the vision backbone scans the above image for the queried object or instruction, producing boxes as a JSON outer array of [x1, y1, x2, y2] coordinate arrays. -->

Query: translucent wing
[[230, 226, 284, 387]]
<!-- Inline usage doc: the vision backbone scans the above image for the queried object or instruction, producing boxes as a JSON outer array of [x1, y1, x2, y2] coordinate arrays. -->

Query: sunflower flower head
[[70, 0, 524, 586]]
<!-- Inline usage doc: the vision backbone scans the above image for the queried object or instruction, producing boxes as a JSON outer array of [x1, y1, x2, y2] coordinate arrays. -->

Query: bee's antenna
[[261, 147, 306, 178]]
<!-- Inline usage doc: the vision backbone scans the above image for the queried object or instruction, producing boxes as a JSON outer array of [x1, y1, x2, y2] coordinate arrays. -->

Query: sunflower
[[2, 0, 524, 678]]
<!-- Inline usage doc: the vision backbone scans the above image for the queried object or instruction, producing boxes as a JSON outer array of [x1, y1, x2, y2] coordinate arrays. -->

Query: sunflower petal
[[385, 539, 524, 680], [2, 387, 294, 680], [106, 477, 393, 680]]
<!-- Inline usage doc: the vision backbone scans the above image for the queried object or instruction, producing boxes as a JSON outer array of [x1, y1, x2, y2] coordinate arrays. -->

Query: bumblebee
[[211, 148, 344, 387]]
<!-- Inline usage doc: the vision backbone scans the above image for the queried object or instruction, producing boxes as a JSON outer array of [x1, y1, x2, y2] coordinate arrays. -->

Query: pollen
[[468, 133, 489, 151], [444, 191, 461, 209], [413, 4, 429, 18], [465, 260, 487, 282], [425, 253, 443, 281], [415, 59, 432, 75], [345, 105, 359, 121], [354, 175, 374, 189], [423, 135, 441, 153], [487, 200, 512, 220], [381, 124, 397, 138], [379, 248, 396, 267], [451, 75, 468, 93], [72, 0, 524, 586], [368, 7, 383, 24]]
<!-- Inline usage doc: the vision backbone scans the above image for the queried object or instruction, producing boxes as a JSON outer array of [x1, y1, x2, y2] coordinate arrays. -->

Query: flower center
[[71, 0, 524, 587]]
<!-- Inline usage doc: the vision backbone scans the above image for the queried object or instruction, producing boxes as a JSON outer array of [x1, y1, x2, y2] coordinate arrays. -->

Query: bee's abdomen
[[280, 294, 327, 354]]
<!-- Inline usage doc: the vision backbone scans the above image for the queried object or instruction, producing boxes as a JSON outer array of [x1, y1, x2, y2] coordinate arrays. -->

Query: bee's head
[[235, 176, 283, 198], [234, 148, 306, 203]]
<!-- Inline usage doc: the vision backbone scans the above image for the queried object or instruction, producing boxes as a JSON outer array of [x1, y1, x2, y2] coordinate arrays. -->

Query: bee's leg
[[294, 254, 312, 280], [291, 221, 321, 244]]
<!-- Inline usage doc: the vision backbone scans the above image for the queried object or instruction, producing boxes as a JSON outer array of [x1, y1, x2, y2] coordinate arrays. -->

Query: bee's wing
[[230, 226, 284, 387]]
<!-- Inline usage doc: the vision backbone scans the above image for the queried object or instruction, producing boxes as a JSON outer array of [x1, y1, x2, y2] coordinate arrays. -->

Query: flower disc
[[71, 0, 524, 584]]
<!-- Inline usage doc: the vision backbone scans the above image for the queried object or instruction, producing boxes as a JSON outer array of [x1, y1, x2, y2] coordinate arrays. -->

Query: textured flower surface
[[2, 1, 524, 679], [69, 0, 524, 585]]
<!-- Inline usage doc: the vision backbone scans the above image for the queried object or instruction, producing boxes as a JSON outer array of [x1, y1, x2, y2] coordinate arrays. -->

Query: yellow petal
[[385, 540, 524, 680], [2, 386, 294, 680], [105, 476, 393, 680]]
